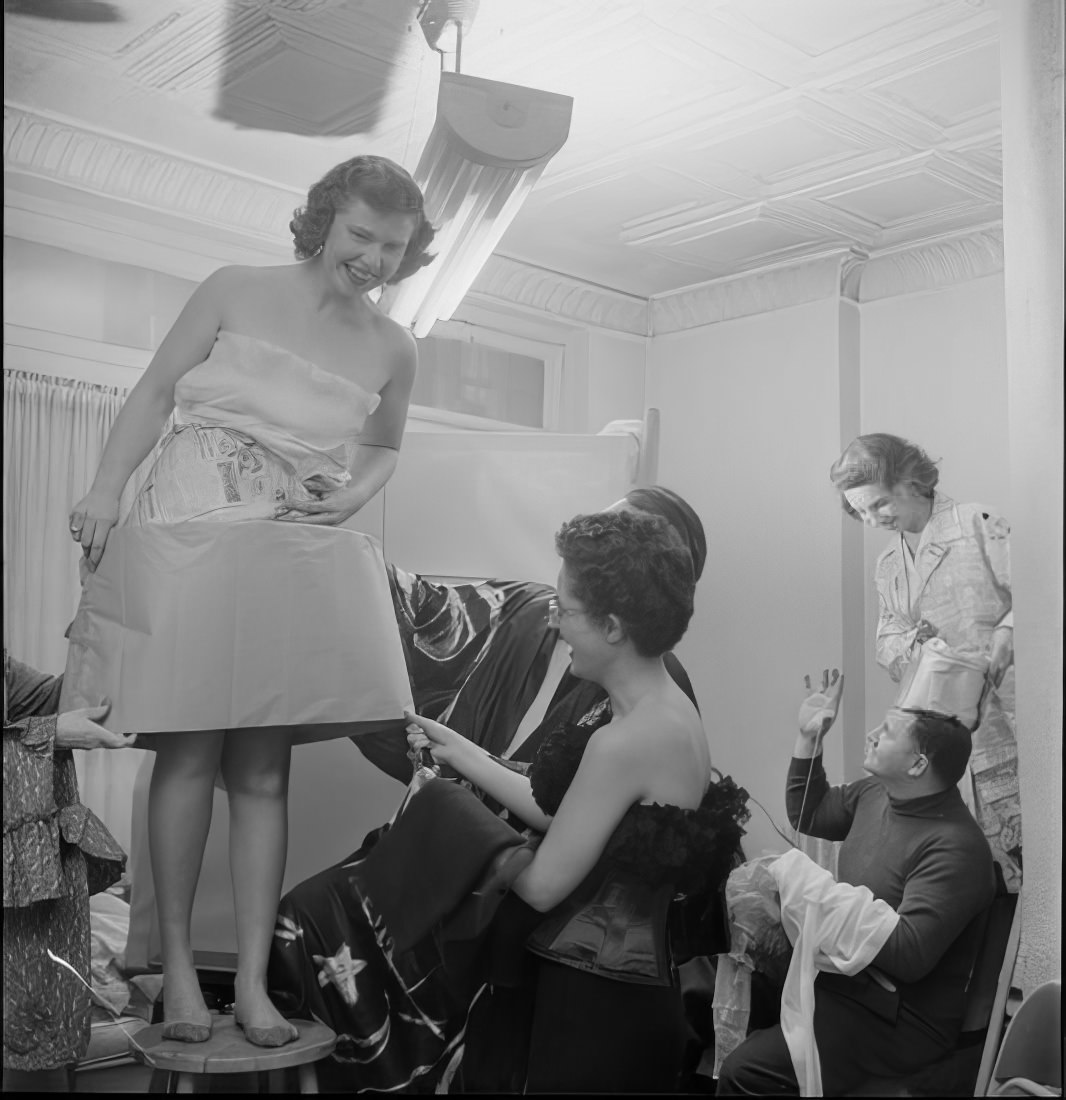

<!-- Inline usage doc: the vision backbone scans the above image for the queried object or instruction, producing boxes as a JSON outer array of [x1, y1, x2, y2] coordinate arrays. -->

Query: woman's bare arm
[[73, 268, 237, 567], [511, 728, 645, 912]]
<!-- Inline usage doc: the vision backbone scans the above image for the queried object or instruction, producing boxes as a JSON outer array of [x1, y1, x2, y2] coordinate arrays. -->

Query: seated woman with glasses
[[268, 509, 749, 1093], [353, 485, 710, 783]]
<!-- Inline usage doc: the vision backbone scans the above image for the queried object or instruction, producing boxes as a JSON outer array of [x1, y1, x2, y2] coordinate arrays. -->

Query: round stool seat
[[129, 1015, 336, 1092]]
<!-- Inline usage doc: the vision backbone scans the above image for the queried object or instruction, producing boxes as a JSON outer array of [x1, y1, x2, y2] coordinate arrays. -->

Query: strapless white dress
[[60, 331, 413, 743]]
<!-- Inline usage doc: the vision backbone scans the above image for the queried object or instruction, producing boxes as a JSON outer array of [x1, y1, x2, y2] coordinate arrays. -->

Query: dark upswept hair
[[900, 707, 973, 786], [624, 485, 707, 582], [829, 433, 940, 522], [555, 510, 695, 658], [290, 155, 436, 282]]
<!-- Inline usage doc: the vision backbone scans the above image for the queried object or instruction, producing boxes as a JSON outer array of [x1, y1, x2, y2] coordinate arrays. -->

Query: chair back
[[987, 980, 1063, 1096], [961, 872, 1019, 1033]]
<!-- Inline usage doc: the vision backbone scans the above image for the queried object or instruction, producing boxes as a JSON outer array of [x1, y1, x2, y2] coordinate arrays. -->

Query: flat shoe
[[161, 1019, 212, 1043], [235, 1018, 299, 1048]]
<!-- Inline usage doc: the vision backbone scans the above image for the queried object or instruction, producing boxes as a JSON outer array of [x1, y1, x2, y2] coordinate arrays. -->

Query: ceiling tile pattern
[[4, 0, 1002, 298]]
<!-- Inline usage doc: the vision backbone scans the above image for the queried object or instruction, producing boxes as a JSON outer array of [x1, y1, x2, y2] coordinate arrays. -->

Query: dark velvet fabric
[[716, 981, 949, 1096], [267, 780, 536, 1092]]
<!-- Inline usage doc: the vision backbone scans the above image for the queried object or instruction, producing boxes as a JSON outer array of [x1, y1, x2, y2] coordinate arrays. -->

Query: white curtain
[[3, 368, 154, 852]]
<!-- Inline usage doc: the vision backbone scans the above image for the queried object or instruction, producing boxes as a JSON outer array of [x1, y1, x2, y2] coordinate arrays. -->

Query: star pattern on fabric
[[273, 913, 304, 945], [314, 942, 368, 1006]]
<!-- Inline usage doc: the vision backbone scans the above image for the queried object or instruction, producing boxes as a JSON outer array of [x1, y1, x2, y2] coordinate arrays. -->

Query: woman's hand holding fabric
[[404, 710, 477, 772], [913, 619, 938, 646], [988, 625, 1014, 687], [797, 669, 844, 742], [55, 701, 138, 750], [69, 489, 120, 572], [274, 482, 365, 526]]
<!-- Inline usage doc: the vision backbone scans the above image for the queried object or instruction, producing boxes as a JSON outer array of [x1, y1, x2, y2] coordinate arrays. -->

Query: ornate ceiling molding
[[853, 227, 1004, 300], [648, 228, 1003, 332], [469, 256, 650, 337], [650, 254, 851, 335], [4, 105, 301, 241], [4, 106, 1004, 337], [4, 190, 289, 284]]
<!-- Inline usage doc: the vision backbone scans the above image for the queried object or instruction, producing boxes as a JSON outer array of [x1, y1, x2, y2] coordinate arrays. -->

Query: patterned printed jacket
[[874, 493, 1012, 683]]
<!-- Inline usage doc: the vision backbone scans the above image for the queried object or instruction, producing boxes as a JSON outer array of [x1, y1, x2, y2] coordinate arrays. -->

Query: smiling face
[[320, 197, 418, 297], [843, 482, 931, 534], [863, 709, 926, 782], [554, 564, 608, 681]]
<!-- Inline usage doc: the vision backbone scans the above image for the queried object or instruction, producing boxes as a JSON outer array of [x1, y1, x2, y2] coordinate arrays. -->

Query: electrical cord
[[745, 737, 823, 852]]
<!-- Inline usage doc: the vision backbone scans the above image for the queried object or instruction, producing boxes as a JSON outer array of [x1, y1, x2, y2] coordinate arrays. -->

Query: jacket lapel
[[912, 494, 960, 600]]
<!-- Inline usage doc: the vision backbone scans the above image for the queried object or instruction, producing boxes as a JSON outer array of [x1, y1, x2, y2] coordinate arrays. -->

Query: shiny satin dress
[[60, 330, 412, 742]]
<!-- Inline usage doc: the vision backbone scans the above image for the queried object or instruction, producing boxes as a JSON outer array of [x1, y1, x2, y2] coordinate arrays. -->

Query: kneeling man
[[717, 672, 996, 1096]]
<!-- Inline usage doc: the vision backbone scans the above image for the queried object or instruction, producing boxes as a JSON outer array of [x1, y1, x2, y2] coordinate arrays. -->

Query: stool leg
[[296, 1062, 319, 1094]]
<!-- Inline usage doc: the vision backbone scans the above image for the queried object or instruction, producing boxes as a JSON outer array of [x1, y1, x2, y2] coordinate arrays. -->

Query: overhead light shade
[[381, 72, 573, 337]]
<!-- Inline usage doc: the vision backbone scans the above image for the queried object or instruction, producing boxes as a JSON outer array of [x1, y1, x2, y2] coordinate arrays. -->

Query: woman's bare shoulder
[[369, 310, 417, 379], [372, 306, 417, 347], [591, 695, 696, 757], [619, 695, 710, 789], [207, 264, 313, 329]]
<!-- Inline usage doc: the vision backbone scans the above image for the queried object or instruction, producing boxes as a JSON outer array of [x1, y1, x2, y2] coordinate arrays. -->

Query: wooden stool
[[129, 1015, 336, 1093]]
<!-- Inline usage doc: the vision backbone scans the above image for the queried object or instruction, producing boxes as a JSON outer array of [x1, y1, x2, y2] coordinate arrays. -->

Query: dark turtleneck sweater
[[787, 756, 996, 1044]]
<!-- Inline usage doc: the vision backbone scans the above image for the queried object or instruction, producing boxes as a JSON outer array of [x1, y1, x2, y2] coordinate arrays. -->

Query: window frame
[[412, 319, 565, 431]]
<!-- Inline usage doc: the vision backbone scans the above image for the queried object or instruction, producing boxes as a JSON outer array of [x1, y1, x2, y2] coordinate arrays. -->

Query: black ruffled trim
[[529, 710, 750, 895], [529, 711, 602, 817], [607, 775, 750, 894]]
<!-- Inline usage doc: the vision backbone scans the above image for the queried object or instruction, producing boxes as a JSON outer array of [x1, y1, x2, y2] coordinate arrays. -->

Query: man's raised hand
[[798, 668, 844, 741]]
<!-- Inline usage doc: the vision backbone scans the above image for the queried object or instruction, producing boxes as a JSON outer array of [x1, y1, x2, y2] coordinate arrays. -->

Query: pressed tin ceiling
[[4, 0, 1002, 299]]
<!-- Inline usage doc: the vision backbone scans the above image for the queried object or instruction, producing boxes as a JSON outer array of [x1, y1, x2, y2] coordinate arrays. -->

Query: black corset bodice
[[525, 702, 750, 985]]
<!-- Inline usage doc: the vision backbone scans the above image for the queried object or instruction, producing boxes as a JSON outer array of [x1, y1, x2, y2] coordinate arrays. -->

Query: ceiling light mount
[[417, 0, 480, 71]]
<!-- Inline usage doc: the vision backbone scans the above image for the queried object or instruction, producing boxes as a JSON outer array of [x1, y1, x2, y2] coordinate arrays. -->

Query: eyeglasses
[[546, 598, 587, 627]]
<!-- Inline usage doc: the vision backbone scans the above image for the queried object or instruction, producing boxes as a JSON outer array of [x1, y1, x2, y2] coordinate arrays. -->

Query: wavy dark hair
[[555, 511, 695, 658], [290, 155, 436, 283], [900, 707, 974, 785], [829, 433, 940, 522]]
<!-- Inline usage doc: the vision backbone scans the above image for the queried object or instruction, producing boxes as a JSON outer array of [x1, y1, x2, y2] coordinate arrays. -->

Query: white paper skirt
[[60, 521, 413, 744]]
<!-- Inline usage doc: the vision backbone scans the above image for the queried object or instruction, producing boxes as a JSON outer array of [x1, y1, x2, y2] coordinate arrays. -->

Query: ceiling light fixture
[[383, 10, 572, 337]]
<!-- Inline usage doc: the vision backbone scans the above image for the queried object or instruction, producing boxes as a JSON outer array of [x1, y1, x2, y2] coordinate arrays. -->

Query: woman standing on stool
[[62, 156, 434, 1047]]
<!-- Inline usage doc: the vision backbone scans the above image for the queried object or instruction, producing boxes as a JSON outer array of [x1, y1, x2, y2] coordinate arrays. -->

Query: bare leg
[[149, 731, 225, 1040], [221, 727, 296, 1045]]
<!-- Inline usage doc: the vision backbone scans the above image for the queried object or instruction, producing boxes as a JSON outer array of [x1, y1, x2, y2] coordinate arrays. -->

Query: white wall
[[647, 298, 847, 859], [858, 275, 1010, 731], [642, 278, 1013, 854], [587, 329, 647, 433]]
